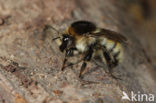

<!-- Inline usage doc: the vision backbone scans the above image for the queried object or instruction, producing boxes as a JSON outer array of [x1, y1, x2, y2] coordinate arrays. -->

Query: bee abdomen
[[111, 42, 123, 63], [103, 39, 123, 65]]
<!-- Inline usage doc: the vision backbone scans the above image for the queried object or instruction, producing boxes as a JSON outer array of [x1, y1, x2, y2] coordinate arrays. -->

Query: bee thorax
[[99, 37, 107, 45], [76, 37, 88, 52], [76, 37, 96, 52]]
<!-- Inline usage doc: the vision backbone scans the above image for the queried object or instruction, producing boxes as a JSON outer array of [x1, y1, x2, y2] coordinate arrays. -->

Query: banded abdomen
[[99, 37, 123, 66]]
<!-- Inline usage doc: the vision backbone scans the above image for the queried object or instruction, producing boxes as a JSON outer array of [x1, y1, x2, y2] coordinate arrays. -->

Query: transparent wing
[[88, 28, 127, 43]]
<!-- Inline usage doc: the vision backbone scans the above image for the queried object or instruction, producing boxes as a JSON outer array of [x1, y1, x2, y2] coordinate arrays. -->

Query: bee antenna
[[44, 24, 60, 35], [44, 24, 62, 41], [50, 26, 60, 35], [52, 37, 61, 41], [50, 26, 61, 41]]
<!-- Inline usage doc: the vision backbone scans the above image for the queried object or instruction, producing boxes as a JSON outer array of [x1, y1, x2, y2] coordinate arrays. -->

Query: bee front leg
[[61, 55, 68, 71], [79, 47, 93, 78], [61, 47, 77, 71]]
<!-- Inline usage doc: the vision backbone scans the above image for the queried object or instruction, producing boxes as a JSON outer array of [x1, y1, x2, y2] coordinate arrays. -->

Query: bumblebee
[[53, 20, 127, 78]]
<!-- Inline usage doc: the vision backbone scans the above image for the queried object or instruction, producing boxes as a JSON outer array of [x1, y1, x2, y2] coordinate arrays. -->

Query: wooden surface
[[0, 0, 156, 103]]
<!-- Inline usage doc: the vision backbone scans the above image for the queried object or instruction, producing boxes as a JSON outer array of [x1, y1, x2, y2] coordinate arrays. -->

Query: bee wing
[[88, 28, 127, 44]]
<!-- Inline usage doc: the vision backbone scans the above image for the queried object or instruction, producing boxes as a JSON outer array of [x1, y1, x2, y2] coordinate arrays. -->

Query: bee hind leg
[[102, 48, 121, 80], [107, 62, 122, 80]]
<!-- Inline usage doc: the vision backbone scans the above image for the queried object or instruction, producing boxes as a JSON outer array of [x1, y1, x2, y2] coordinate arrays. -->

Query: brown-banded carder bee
[[52, 20, 127, 79]]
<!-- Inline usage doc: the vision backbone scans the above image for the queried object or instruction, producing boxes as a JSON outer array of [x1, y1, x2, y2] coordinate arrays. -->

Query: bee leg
[[108, 64, 122, 80], [100, 52, 109, 73], [64, 59, 83, 68], [61, 47, 77, 71], [102, 47, 114, 72], [102, 48, 121, 80], [79, 62, 87, 78], [61, 56, 68, 71], [79, 47, 93, 78]]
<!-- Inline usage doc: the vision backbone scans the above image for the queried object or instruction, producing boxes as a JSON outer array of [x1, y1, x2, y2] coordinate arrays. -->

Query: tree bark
[[0, 0, 156, 103]]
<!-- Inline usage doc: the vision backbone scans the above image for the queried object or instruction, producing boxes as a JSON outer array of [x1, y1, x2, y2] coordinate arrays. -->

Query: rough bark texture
[[0, 0, 156, 103]]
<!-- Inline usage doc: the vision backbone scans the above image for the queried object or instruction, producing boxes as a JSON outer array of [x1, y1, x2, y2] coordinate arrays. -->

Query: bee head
[[59, 34, 73, 52]]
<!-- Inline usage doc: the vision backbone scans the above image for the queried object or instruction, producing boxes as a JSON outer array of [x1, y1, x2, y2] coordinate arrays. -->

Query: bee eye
[[63, 37, 69, 41], [62, 35, 70, 42], [59, 35, 70, 52]]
